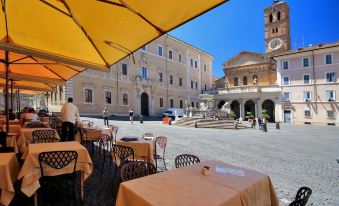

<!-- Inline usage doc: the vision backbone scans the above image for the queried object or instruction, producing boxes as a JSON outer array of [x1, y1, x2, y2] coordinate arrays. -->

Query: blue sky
[[170, 0, 339, 78]]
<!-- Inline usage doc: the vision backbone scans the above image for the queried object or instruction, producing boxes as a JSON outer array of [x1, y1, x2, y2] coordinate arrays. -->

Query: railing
[[217, 85, 281, 94], [132, 75, 154, 85]]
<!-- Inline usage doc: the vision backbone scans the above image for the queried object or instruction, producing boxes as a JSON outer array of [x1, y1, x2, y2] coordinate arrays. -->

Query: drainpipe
[[165, 35, 169, 108], [311, 51, 317, 113]]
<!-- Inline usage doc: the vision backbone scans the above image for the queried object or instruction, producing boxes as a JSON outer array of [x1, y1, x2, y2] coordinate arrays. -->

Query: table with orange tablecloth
[[2, 125, 21, 133], [18, 141, 93, 203], [116, 137, 154, 163], [116, 160, 279, 206], [17, 128, 59, 153], [0, 153, 20, 206], [76, 127, 112, 142]]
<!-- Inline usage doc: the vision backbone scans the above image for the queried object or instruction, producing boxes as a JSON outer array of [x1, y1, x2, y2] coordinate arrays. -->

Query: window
[[141, 67, 147, 79], [179, 100, 183, 109], [159, 98, 163, 108], [283, 76, 290, 86], [141, 46, 146, 51], [121, 63, 127, 75], [234, 77, 239, 86], [204, 84, 207, 90], [190, 59, 194, 67], [195, 82, 198, 90], [157, 46, 163, 56], [282, 60, 289, 70], [303, 57, 310, 68], [269, 14, 273, 23], [326, 72, 336, 83], [170, 75, 173, 84], [123, 93, 128, 105], [179, 54, 182, 63], [191, 81, 193, 89], [179, 78, 183, 86], [327, 111, 335, 119], [303, 74, 310, 84], [303, 91, 311, 102], [85, 89, 93, 103], [304, 109, 311, 118], [196, 102, 199, 108], [326, 90, 335, 101], [191, 102, 194, 107], [204, 64, 207, 72], [283, 92, 290, 102], [243, 76, 248, 86], [277, 12, 281, 20], [159, 72, 163, 82], [170, 99, 174, 108], [168, 50, 173, 60], [325, 54, 332, 64], [105, 91, 112, 104], [194, 60, 198, 68]]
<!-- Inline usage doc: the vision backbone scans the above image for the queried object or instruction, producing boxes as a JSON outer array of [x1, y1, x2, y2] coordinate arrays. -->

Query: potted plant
[[261, 109, 270, 122]]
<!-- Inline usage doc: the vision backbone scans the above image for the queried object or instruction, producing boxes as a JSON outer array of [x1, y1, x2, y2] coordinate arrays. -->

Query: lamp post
[[44, 92, 50, 113]]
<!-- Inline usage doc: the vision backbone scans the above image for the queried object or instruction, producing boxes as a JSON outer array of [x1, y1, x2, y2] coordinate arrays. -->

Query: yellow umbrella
[[0, 0, 227, 70], [0, 78, 55, 92]]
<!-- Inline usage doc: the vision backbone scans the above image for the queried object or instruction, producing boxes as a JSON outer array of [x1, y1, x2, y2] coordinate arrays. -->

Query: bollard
[[139, 115, 143, 124], [169, 118, 172, 125], [194, 121, 197, 128], [234, 122, 238, 130], [275, 122, 280, 129], [262, 123, 267, 132]]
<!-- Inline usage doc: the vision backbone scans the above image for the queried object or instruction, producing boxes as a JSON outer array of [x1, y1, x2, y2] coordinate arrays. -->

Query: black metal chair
[[38, 151, 78, 205], [32, 129, 59, 143], [175, 154, 200, 168], [120, 161, 157, 182], [26, 121, 47, 128], [112, 144, 134, 177], [99, 134, 114, 177], [154, 136, 167, 171], [289, 187, 312, 206]]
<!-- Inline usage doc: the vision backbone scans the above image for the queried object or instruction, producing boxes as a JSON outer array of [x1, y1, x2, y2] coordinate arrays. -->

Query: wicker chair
[[112, 144, 134, 177], [289, 187, 312, 206], [154, 136, 167, 171], [32, 129, 59, 143], [120, 161, 157, 182], [175, 154, 200, 168], [38, 151, 78, 205], [26, 121, 47, 128], [99, 134, 114, 176]]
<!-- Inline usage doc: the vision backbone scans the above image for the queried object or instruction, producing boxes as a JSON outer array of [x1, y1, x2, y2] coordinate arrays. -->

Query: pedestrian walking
[[102, 107, 109, 126], [258, 117, 262, 130], [61, 97, 79, 141], [128, 107, 134, 125]]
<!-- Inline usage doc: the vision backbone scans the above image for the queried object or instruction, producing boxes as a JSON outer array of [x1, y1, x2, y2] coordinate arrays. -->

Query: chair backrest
[[175, 154, 200, 168], [39, 151, 78, 177], [0, 131, 7, 147], [32, 129, 58, 143], [112, 144, 134, 162], [26, 121, 47, 128], [143, 132, 154, 137], [120, 161, 157, 182], [290, 187, 312, 206], [155, 136, 167, 149]]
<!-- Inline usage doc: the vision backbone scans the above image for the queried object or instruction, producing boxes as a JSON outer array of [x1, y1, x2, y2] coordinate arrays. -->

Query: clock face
[[269, 38, 283, 51]]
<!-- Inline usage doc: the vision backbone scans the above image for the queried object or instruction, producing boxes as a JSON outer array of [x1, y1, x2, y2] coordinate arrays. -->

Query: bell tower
[[264, 0, 291, 55]]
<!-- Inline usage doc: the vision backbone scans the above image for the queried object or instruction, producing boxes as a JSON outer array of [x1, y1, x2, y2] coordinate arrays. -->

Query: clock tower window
[[278, 12, 281, 20], [269, 14, 273, 23]]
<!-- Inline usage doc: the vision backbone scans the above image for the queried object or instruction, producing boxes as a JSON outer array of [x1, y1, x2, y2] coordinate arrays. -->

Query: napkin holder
[[201, 166, 211, 176]]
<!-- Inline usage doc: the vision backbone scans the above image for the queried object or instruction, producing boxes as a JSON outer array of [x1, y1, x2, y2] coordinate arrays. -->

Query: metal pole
[[10, 79, 13, 117], [5, 50, 9, 132]]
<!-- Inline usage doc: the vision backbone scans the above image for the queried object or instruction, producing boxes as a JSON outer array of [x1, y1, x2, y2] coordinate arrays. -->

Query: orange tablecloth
[[116, 138, 154, 163], [0, 153, 20, 206], [76, 127, 112, 142], [116, 160, 279, 206], [2, 125, 21, 133], [17, 128, 59, 153], [18, 141, 93, 197]]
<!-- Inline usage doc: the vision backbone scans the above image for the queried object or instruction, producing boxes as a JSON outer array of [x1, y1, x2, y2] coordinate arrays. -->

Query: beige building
[[274, 42, 339, 126], [46, 34, 213, 116]]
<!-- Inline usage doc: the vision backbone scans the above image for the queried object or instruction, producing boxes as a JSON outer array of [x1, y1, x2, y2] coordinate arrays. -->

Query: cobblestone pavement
[[84, 117, 339, 206]]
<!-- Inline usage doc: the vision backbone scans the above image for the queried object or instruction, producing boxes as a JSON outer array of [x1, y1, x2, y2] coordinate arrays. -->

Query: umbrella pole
[[10, 79, 13, 116], [5, 50, 9, 133], [18, 89, 21, 115]]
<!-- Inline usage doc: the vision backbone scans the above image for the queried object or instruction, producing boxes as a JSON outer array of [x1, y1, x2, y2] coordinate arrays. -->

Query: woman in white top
[[23, 108, 39, 122]]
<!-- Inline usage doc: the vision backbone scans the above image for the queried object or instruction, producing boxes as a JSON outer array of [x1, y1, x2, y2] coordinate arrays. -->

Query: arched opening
[[140, 93, 149, 116], [234, 77, 239, 86], [243, 76, 248, 86], [269, 14, 273, 23], [230, 100, 240, 120], [217, 100, 225, 109], [277, 12, 281, 20], [262, 99, 275, 122], [244, 100, 255, 120]]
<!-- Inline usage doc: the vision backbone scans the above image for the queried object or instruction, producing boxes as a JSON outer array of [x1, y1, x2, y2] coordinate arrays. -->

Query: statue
[[253, 76, 258, 86], [199, 102, 207, 111], [221, 101, 231, 114], [238, 78, 242, 86], [224, 80, 229, 88]]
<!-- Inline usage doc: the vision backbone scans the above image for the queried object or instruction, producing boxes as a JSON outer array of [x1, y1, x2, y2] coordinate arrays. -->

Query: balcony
[[217, 85, 281, 94], [132, 75, 154, 86]]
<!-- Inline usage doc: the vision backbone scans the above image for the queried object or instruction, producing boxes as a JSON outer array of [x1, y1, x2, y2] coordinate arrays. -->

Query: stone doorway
[[262, 99, 275, 122], [140, 93, 149, 116], [244, 100, 255, 120]]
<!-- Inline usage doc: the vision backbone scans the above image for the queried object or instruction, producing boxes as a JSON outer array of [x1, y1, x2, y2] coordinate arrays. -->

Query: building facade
[[274, 42, 339, 125], [45, 34, 213, 116]]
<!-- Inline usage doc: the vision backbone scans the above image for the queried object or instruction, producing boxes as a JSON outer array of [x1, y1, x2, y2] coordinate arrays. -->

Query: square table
[[116, 160, 279, 206], [116, 137, 155, 163], [18, 141, 93, 206], [17, 128, 59, 153], [0, 153, 20, 206]]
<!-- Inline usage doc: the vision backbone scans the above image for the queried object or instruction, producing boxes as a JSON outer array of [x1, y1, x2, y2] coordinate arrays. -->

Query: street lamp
[[44, 92, 50, 112]]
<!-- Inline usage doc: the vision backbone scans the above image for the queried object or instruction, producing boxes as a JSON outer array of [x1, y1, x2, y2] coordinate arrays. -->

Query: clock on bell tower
[[264, 0, 291, 55]]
